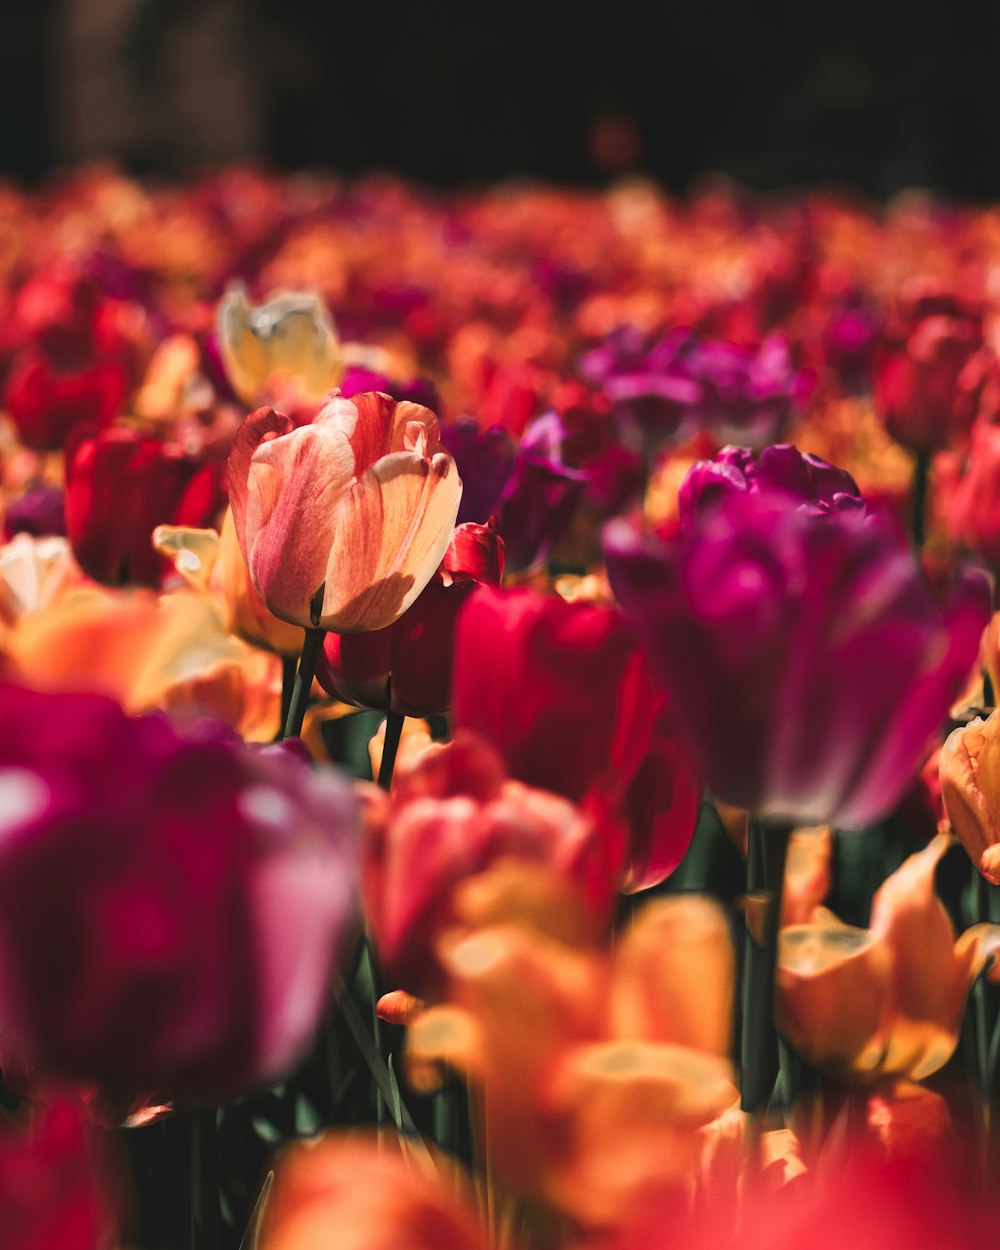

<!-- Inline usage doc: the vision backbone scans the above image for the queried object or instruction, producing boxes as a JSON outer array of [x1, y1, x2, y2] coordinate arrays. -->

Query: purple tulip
[[3, 483, 66, 540], [339, 366, 442, 415], [581, 327, 813, 451], [604, 490, 989, 827], [0, 685, 359, 1102], [678, 444, 864, 527], [440, 418, 517, 524]]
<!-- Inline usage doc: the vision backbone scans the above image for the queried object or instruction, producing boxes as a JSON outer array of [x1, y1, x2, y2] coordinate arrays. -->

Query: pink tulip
[[228, 391, 462, 632]]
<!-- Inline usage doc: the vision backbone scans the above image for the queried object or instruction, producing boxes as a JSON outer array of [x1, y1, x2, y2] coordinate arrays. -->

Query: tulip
[[154, 510, 305, 657], [261, 1134, 490, 1250], [875, 288, 994, 453], [940, 710, 1000, 883], [605, 486, 988, 826], [0, 684, 359, 1100], [453, 587, 701, 892], [677, 443, 864, 526], [64, 428, 221, 586], [217, 286, 341, 404], [408, 895, 737, 1228], [316, 520, 503, 715], [948, 419, 1000, 568], [361, 730, 619, 994], [3, 482, 66, 540], [0, 533, 80, 627], [227, 392, 462, 632], [0, 1100, 117, 1250], [776, 834, 997, 1084], [4, 352, 127, 451]]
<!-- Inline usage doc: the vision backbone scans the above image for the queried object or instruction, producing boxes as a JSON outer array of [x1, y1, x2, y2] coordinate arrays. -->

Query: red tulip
[[452, 587, 701, 891], [64, 428, 220, 586]]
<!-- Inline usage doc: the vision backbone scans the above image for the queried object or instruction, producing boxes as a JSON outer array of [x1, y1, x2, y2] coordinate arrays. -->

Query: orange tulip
[[408, 894, 738, 1228], [940, 710, 1000, 882], [777, 834, 1000, 1084], [261, 1135, 490, 1250], [228, 392, 462, 633]]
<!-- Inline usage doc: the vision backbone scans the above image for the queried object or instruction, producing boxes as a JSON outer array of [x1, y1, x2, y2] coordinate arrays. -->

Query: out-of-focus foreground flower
[[0, 1100, 117, 1250], [408, 890, 737, 1229], [0, 684, 359, 1101], [228, 391, 462, 632]]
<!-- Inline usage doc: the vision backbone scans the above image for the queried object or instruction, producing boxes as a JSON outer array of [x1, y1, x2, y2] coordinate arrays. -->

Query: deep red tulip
[[0, 685, 359, 1102], [948, 419, 1000, 567], [316, 520, 504, 715], [0, 1100, 116, 1250], [4, 352, 127, 451], [452, 587, 701, 891], [64, 427, 220, 586]]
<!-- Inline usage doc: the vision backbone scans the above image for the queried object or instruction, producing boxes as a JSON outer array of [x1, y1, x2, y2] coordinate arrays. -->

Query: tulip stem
[[279, 655, 297, 731], [377, 711, 405, 790], [911, 446, 931, 550], [190, 1107, 219, 1250], [283, 628, 326, 740], [740, 817, 790, 1117]]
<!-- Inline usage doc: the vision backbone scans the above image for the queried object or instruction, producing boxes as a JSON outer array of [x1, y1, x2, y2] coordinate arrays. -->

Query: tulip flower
[[262, 1134, 491, 1250], [0, 1100, 117, 1250], [4, 353, 127, 450], [217, 286, 341, 404], [948, 419, 1000, 568], [875, 287, 994, 453], [316, 520, 503, 715], [227, 391, 462, 632], [0, 533, 80, 627], [0, 684, 359, 1100], [361, 730, 619, 994], [408, 895, 737, 1228], [453, 587, 701, 892], [605, 486, 988, 826], [677, 443, 864, 527], [776, 834, 1000, 1084], [64, 427, 221, 586], [939, 710, 1000, 883], [154, 510, 305, 657], [3, 482, 66, 540]]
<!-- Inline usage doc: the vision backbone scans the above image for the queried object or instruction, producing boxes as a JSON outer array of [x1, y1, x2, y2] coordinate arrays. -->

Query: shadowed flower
[[228, 392, 462, 632], [0, 685, 359, 1100], [64, 427, 221, 587], [776, 834, 1000, 1084], [940, 709, 1000, 883]]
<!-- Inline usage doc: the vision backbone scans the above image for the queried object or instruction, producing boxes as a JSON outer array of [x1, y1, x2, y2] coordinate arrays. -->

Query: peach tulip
[[228, 392, 462, 633]]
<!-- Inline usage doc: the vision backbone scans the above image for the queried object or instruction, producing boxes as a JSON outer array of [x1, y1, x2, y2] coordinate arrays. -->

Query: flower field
[[3, 165, 1000, 1248]]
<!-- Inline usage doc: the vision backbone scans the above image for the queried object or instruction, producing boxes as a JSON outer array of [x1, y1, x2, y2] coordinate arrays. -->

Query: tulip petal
[[319, 451, 461, 633]]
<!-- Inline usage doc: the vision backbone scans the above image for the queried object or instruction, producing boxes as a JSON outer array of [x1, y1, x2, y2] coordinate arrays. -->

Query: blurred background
[[3, 0, 1000, 197]]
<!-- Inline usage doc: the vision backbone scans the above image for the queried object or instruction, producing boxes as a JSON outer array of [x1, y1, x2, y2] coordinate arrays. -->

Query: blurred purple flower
[[605, 490, 988, 826], [0, 686, 359, 1102], [581, 327, 813, 450], [339, 365, 441, 414], [678, 443, 864, 528], [3, 484, 66, 540]]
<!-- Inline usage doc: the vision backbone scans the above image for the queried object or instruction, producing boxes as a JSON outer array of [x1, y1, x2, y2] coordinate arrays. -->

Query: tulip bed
[[4, 166, 1000, 1249]]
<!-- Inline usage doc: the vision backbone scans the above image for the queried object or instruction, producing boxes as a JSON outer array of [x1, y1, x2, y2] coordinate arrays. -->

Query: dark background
[[3, 0, 1000, 198]]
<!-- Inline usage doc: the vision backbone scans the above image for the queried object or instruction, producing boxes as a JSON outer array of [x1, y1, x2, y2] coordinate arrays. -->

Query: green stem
[[740, 817, 790, 1116], [282, 628, 326, 740], [190, 1107, 219, 1250], [279, 655, 297, 732], [377, 710, 405, 790]]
